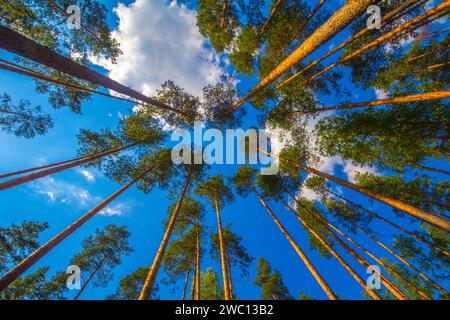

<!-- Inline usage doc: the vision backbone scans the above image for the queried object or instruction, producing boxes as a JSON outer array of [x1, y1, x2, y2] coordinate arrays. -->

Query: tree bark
[[0, 144, 134, 191], [277, 0, 423, 88], [292, 90, 450, 115], [220, 1, 228, 29], [0, 109, 34, 118], [0, 26, 183, 115], [278, 195, 381, 300], [227, 0, 373, 113], [309, 2, 450, 81], [214, 195, 233, 300], [138, 172, 192, 300], [259, 0, 284, 38], [324, 187, 450, 257], [249, 183, 338, 300], [195, 218, 201, 300], [181, 257, 194, 300], [0, 166, 155, 292], [411, 164, 450, 177], [73, 256, 107, 300], [294, 199, 409, 300], [260, 149, 450, 231]]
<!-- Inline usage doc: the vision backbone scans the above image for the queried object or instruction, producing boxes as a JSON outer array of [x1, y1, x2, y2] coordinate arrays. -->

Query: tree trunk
[[262, 149, 450, 231], [277, 0, 423, 88], [0, 144, 134, 191], [249, 183, 338, 300], [181, 257, 194, 300], [195, 219, 201, 300], [0, 109, 34, 118], [0, 26, 183, 115], [292, 90, 450, 115], [259, 0, 284, 38], [0, 166, 155, 292], [323, 217, 431, 299], [411, 164, 450, 177], [214, 195, 233, 300], [138, 172, 192, 300], [225, 248, 233, 297], [73, 256, 107, 300], [279, 0, 326, 55], [278, 195, 381, 300], [324, 188, 450, 257], [345, 217, 449, 297], [227, 0, 373, 113], [309, 2, 450, 81], [294, 200, 409, 300], [220, 1, 228, 29]]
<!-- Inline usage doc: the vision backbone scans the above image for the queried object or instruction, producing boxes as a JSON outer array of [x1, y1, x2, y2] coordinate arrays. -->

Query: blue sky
[[0, 0, 448, 300]]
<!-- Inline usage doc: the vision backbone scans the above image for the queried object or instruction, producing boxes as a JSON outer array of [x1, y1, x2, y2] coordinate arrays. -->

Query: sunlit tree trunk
[[323, 187, 450, 257], [309, 2, 450, 81], [259, 0, 284, 38], [261, 149, 450, 231], [0, 166, 155, 292], [139, 172, 192, 300], [0, 26, 182, 115], [214, 195, 233, 300], [294, 200, 409, 300], [74, 256, 108, 300], [249, 183, 338, 300], [277, 0, 423, 88], [220, 1, 228, 28], [227, 0, 373, 113], [278, 195, 381, 300], [0, 144, 134, 191], [292, 91, 450, 115]]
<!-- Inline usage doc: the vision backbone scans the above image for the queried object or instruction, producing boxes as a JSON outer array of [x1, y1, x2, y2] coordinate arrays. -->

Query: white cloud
[[374, 88, 388, 100], [91, 0, 224, 98], [78, 169, 95, 182], [29, 177, 101, 207], [99, 203, 127, 217]]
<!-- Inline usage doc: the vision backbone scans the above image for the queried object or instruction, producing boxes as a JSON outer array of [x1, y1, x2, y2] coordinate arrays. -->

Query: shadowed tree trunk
[[227, 0, 374, 113], [411, 164, 450, 177], [292, 91, 450, 115], [277, 0, 424, 88], [0, 26, 183, 115], [249, 183, 338, 300], [214, 195, 233, 300], [278, 195, 381, 300], [139, 172, 192, 300], [195, 218, 201, 300], [182, 256, 194, 300], [279, 0, 326, 54], [259, 0, 284, 38], [73, 256, 108, 300], [0, 144, 134, 191], [0, 166, 155, 292]]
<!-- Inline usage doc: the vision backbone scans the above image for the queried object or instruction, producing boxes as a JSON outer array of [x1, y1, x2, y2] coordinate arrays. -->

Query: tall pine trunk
[[0, 166, 154, 292], [0, 144, 134, 191], [292, 91, 450, 115], [73, 256, 107, 300], [0, 26, 182, 115], [138, 172, 192, 300], [181, 257, 194, 300], [278, 195, 381, 300], [227, 0, 373, 113], [264, 150, 450, 231], [214, 195, 233, 300], [259, 0, 284, 38], [195, 219, 201, 300], [249, 183, 338, 300]]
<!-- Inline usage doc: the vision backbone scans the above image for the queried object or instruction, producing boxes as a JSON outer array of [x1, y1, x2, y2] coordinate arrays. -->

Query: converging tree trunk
[[259, 0, 284, 38], [227, 0, 373, 113], [278, 195, 381, 300], [182, 257, 194, 300], [214, 195, 233, 300], [139, 172, 192, 300], [0, 26, 183, 115], [0, 144, 134, 191], [195, 218, 201, 300], [249, 183, 338, 300], [0, 166, 155, 292], [73, 256, 108, 300]]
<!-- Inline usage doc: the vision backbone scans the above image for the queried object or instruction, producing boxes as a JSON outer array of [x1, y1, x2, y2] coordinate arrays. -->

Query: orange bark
[[73, 256, 108, 300], [139, 173, 192, 300], [0, 166, 155, 292]]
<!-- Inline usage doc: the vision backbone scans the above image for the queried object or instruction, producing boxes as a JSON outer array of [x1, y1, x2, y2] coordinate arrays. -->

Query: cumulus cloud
[[91, 0, 224, 98], [78, 169, 95, 182], [99, 203, 127, 217]]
